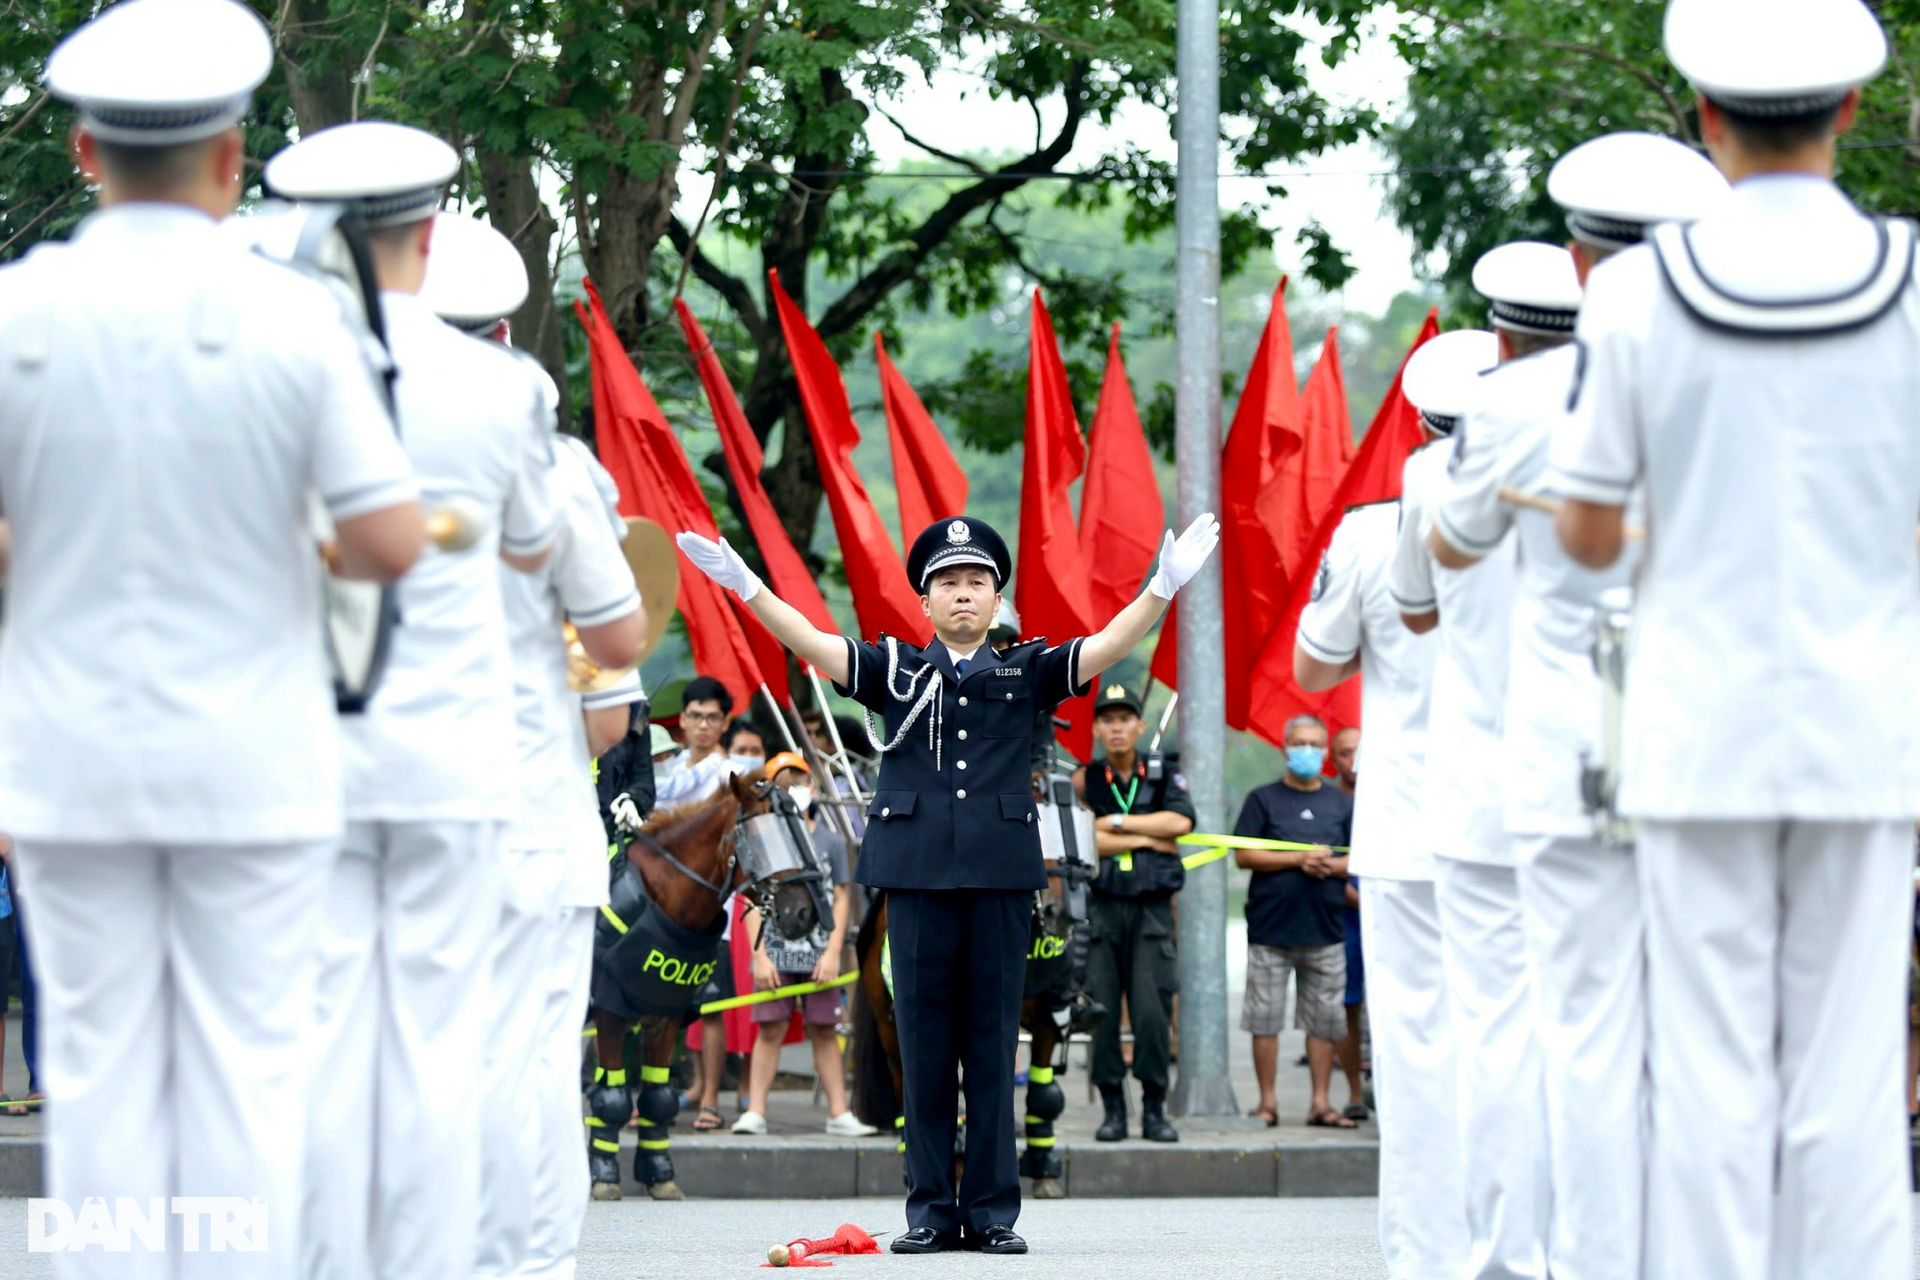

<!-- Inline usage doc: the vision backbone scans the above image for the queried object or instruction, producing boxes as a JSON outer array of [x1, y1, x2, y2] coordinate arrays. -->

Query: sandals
[[1342, 1102, 1370, 1123], [1307, 1108, 1358, 1129], [1248, 1105, 1279, 1128], [691, 1105, 725, 1132]]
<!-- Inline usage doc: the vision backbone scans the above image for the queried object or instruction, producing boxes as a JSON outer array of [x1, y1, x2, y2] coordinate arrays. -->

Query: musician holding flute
[[1550, 3, 1919, 1275], [1424, 135, 1725, 1280], [264, 122, 561, 1280], [676, 512, 1217, 1255], [0, 2, 425, 1273]]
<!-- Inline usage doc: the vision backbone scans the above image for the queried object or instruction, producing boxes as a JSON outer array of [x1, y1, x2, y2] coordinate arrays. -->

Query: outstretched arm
[[675, 533, 849, 685], [1077, 515, 1221, 675]]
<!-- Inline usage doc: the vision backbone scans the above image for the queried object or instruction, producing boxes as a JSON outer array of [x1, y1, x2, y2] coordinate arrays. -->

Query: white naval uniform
[[477, 439, 642, 1280], [1296, 501, 1464, 1279], [1392, 423, 1547, 1280], [0, 205, 415, 1279], [1551, 173, 1920, 1280], [1436, 342, 1644, 1280], [304, 292, 557, 1280]]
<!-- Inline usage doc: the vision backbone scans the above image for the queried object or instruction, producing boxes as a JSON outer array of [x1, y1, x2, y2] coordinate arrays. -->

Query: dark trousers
[[888, 888, 1028, 1235], [1087, 895, 1178, 1092]]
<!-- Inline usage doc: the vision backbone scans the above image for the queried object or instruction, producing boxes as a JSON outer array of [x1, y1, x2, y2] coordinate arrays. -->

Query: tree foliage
[[1370, 0, 1920, 318]]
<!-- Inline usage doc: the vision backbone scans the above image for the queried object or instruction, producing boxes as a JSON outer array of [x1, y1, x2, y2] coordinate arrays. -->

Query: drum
[[228, 201, 399, 713]]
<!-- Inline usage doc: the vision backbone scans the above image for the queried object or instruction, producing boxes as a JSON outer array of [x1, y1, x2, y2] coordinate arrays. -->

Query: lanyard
[[1104, 763, 1142, 815]]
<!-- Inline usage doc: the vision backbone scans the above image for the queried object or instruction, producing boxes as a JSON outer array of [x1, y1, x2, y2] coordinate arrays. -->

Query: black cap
[[906, 516, 1011, 592], [1092, 682, 1143, 717]]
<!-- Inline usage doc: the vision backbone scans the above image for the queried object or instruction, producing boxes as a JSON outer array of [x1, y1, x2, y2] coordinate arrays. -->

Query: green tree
[[1370, 0, 1920, 315]]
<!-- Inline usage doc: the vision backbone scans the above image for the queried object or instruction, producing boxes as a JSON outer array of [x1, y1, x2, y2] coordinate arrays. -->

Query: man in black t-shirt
[[1082, 685, 1195, 1143], [1233, 713, 1356, 1130]]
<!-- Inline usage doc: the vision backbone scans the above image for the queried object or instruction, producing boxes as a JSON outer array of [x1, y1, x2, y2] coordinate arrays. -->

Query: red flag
[[1078, 323, 1162, 622], [1244, 309, 1443, 740], [1149, 279, 1303, 739], [676, 299, 837, 638], [1020, 291, 1100, 761], [877, 333, 969, 549], [577, 280, 770, 710], [1242, 328, 1362, 745], [769, 272, 930, 646]]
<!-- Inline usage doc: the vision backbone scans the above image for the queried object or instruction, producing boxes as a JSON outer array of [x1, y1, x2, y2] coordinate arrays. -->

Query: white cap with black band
[[45, 0, 272, 147]]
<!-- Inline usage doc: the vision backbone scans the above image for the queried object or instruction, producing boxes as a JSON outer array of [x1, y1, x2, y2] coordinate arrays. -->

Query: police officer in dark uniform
[[675, 510, 1219, 1254], [1081, 683, 1194, 1142]]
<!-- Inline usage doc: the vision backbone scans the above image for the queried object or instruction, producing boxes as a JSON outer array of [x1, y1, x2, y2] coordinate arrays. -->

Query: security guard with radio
[[1080, 684, 1193, 1143], [676, 509, 1219, 1255]]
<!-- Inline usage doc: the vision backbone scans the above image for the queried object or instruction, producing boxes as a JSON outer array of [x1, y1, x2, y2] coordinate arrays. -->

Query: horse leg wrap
[[585, 1066, 632, 1189], [633, 1067, 678, 1187], [1018, 1066, 1064, 1180]]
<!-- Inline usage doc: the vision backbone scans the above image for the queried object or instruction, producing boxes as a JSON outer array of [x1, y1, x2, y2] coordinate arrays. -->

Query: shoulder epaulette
[[1652, 217, 1916, 338]]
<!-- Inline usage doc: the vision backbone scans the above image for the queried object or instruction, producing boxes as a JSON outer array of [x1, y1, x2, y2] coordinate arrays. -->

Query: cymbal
[[624, 517, 678, 662]]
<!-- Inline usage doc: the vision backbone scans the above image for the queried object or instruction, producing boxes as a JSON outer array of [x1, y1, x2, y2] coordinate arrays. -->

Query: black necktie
[[955, 658, 970, 677]]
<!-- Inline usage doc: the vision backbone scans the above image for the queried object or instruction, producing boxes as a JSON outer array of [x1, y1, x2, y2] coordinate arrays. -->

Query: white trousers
[[475, 847, 564, 1280], [1513, 834, 1646, 1280], [1360, 877, 1467, 1280], [302, 820, 504, 1280], [1434, 855, 1550, 1280], [15, 838, 333, 1280], [522, 907, 597, 1280], [1636, 820, 1913, 1280]]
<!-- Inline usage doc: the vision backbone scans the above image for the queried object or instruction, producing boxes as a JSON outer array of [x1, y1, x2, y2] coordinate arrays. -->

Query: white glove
[[1147, 513, 1222, 599], [610, 792, 644, 836], [675, 531, 762, 602]]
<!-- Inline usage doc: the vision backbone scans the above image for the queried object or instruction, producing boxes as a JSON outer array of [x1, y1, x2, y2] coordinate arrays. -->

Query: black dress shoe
[[890, 1226, 961, 1254], [966, 1224, 1028, 1254]]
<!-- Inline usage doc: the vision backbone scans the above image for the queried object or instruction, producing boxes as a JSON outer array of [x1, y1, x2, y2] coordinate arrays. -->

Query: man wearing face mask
[[1232, 714, 1359, 1130], [734, 753, 878, 1137]]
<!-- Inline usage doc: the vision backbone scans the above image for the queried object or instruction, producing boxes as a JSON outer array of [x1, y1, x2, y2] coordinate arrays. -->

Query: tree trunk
[[476, 153, 568, 429], [275, 0, 357, 132]]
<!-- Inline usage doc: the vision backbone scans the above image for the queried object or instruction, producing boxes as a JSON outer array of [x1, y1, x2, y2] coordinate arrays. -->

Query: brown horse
[[849, 864, 1083, 1199], [584, 773, 776, 1201]]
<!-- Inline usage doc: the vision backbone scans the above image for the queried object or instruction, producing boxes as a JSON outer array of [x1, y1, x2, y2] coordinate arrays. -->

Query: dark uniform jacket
[[1084, 752, 1197, 900], [835, 633, 1091, 891]]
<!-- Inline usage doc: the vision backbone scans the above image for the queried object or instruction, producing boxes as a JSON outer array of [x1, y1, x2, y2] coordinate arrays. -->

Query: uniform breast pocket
[[867, 791, 918, 822], [981, 676, 1030, 737]]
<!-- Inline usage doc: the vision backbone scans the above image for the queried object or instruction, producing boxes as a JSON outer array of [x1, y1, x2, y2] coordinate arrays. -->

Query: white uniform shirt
[[1391, 436, 1518, 866], [1297, 501, 1439, 880], [500, 425, 643, 906], [0, 206, 414, 843], [343, 293, 558, 821], [1551, 174, 1920, 819], [1433, 345, 1639, 838]]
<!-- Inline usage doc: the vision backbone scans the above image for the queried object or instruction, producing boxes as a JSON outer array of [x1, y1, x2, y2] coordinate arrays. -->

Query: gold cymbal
[[624, 516, 678, 663], [564, 622, 638, 693]]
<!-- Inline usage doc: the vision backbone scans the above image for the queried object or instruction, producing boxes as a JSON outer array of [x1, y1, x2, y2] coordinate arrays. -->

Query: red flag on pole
[[768, 272, 930, 646], [675, 298, 837, 636], [1078, 323, 1163, 622], [877, 332, 970, 550], [577, 280, 769, 710], [1020, 291, 1099, 760], [1244, 309, 1443, 739], [1148, 279, 1303, 738], [1242, 328, 1362, 745]]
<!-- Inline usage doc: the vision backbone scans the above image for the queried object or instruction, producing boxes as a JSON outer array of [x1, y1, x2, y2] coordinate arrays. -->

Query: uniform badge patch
[[1311, 552, 1332, 603], [947, 520, 970, 543]]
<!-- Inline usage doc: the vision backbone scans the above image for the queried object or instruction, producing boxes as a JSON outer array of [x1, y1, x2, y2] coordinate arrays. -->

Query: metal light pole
[[1168, 0, 1235, 1118]]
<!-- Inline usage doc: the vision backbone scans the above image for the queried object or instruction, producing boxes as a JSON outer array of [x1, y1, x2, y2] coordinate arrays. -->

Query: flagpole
[[1170, 0, 1236, 1118], [1148, 691, 1180, 755], [782, 691, 859, 846]]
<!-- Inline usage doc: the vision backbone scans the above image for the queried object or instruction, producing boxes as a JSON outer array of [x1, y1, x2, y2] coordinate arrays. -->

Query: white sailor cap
[[1472, 242, 1583, 337], [1548, 133, 1729, 251], [1665, 0, 1887, 117], [264, 122, 459, 228], [45, 0, 271, 146], [1400, 330, 1498, 436], [420, 214, 530, 332]]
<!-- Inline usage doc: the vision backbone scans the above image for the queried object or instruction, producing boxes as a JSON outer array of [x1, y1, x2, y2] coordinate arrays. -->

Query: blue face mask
[[1285, 745, 1326, 779], [729, 754, 766, 776]]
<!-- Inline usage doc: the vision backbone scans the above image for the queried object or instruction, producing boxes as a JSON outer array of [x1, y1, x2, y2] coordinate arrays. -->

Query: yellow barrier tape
[[696, 970, 860, 1016], [1175, 832, 1351, 869]]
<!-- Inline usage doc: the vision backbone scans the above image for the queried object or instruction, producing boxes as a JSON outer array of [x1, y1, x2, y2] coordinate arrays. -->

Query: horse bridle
[[633, 777, 776, 907]]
